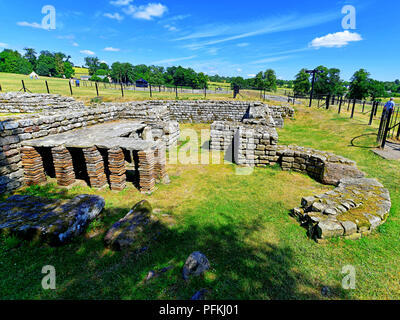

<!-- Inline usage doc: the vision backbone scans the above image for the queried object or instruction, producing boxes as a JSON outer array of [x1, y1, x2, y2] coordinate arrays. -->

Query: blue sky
[[0, 0, 399, 81]]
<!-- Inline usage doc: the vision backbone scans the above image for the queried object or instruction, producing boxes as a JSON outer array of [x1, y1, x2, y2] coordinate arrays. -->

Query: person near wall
[[384, 97, 396, 114]]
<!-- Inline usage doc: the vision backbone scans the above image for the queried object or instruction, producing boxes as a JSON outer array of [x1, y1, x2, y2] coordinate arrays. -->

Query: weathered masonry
[[209, 103, 391, 241], [20, 122, 168, 193], [1, 93, 292, 194]]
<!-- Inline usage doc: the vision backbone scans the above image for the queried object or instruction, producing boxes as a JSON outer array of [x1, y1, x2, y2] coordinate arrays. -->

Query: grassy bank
[[0, 102, 399, 300]]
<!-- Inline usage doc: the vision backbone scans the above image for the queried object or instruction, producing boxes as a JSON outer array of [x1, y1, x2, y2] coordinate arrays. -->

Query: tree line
[[1, 48, 399, 99], [84, 56, 209, 89], [292, 66, 399, 100], [0, 48, 75, 78]]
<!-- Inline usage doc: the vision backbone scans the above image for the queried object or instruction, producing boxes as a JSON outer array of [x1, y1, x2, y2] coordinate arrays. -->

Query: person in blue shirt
[[384, 97, 396, 113]]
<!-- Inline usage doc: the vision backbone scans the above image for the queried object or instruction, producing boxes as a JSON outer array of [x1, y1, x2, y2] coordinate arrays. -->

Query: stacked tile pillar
[[108, 148, 126, 191], [83, 147, 107, 189], [138, 149, 156, 193], [21, 146, 46, 186], [51, 146, 75, 186], [154, 145, 167, 181]]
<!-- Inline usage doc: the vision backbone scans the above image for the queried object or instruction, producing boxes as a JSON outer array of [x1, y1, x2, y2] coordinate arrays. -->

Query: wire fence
[[0, 79, 235, 99]]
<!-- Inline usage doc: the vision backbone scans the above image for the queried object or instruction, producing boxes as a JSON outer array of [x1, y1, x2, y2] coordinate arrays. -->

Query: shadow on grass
[[0, 184, 349, 300]]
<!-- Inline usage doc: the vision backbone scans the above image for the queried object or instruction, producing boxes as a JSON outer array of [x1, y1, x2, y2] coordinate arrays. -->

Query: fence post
[[381, 108, 393, 149], [0, 83, 2, 91], [374, 102, 379, 116], [351, 99, 356, 118], [326, 95, 330, 110], [347, 99, 350, 111], [175, 86, 178, 99], [204, 86, 207, 98], [69, 81, 73, 96], [22, 80, 26, 93], [95, 82, 99, 97], [45, 80, 50, 94], [369, 101, 376, 125], [150, 84, 152, 98], [362, 101, 366, 113], [338, 96, 343, 114], [397, 122, 400, 140], [120, 83, 124, 97]]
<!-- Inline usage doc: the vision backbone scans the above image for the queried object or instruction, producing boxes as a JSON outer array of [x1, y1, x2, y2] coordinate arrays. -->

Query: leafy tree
[[293, 69, 310, 96], [313, 66, 330, 96], [230, 76, 245, 89], [349, 69, 371, 100], [23, 48, 37, 69], [264, 69, 277, 91], [63, 62, 75, 78], [84, 56, 100, 75], [0, 49, 33, 74], [368, 79, 386, 101]]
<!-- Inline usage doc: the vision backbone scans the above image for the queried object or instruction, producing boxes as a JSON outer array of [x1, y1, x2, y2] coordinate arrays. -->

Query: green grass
[[0, 72, 291, 105], [0, 103, 400, 300]]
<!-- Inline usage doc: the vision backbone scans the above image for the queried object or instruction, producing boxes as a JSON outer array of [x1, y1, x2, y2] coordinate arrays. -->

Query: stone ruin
[[209, 103, 392, 242], [0, 92, 392, 242]]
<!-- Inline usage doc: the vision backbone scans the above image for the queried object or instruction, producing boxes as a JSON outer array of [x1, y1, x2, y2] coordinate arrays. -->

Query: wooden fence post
[[374, 102, 379, 116], [338, 96, 343, 114], [120, 83, 124, 97], [351, 99, 356, 118], [369, 101, 376, 125], [45, 80, 50, 94], [95, 82, 99, 97], [69, 81, 73, 96], [22, 80, 26, 93], [150, 84, 152, 98], [362, 101, 366, 113]]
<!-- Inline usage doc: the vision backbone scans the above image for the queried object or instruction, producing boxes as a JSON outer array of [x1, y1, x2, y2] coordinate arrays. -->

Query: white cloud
[[104, 47, 120, 52], [250, 55, 292, 65], [57, 35, 75, 40], [248, 74, 256, 77], [310, 30, 362, 48], [164, 24, 178, 31], [17, 21, 45, 29], [124, 3, 168, 20], [110, 0, 133, 6], [237, 43, 249, 47], [152, 55, 197, 64], [175, 10, 340, 49], [237, 68, 242, 72], [80, 50, 95, 55], [104, 13, 124, 21], [72, 42, 79, 47], [0, 43, 8, 48]]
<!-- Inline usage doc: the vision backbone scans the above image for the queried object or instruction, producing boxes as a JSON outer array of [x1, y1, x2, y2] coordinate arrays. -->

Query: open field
[[0, 100, 399, 300], [0, 72, 242, 103]]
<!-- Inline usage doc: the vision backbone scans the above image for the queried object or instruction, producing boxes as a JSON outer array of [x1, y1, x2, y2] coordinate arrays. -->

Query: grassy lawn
[[0, 72, 292, 104], [0, 100, 400, 300]]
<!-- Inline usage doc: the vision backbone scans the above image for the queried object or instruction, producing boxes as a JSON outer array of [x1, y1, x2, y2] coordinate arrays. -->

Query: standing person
[[76, 79, 80, 87], [384, 97, 396, 114]]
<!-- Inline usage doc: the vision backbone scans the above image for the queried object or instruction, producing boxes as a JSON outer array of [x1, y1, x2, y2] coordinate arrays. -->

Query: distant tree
[[293, 69, 310, 96], [63, 61, 75, 78], [23, 48, 37, 69], [368, 79, 386, 101], [197, 72, 209, 89], [264, 69, 277, 91], [0, 49, 33, 74], [84, 56, 100, 75], [230, 76, 245, 89], [349, 69, 371, 100], [313, 65, 330, 96]]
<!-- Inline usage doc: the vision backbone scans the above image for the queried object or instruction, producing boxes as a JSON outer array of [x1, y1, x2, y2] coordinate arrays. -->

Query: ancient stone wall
[[0, 93, 85, 113]]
